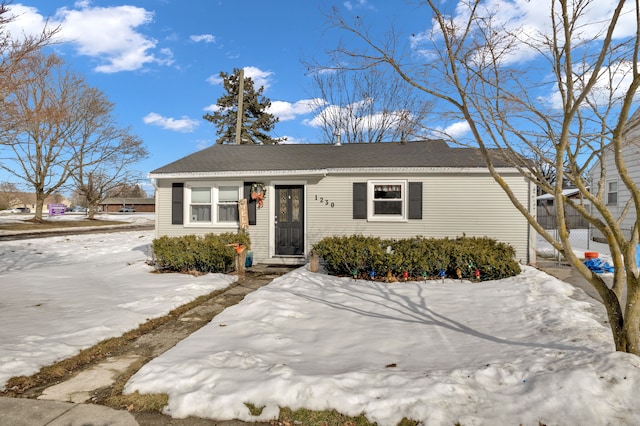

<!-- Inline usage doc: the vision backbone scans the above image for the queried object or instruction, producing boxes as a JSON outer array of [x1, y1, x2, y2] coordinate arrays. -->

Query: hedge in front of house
[[312, 235, 520, 281], [152, 232, 251, 273]]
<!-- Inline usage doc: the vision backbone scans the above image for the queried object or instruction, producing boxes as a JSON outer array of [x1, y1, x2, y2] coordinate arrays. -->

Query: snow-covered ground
[[2, 215, 639, 425], [0, 213, 236, 387]]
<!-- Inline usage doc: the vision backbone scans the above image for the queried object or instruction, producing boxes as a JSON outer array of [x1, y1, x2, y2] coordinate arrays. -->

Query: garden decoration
[[226, 242, 246, 275], [250, 183, 267, 208], [440, 269, 446, 283], [456, 267, 463, 281]]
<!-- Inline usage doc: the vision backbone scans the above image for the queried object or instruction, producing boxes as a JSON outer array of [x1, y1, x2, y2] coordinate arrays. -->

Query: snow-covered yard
[[0, 214, 236, 387], [1, 216, 639, 425]]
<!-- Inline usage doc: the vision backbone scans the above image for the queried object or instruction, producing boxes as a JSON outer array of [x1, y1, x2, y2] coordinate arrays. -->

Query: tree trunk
[[33, 190, 45, 222], [623, 273, 640, 354]]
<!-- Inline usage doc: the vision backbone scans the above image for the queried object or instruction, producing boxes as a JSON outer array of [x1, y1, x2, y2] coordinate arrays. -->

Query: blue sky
[[7, 0, 422, 179], [4, 0, 636, 191]]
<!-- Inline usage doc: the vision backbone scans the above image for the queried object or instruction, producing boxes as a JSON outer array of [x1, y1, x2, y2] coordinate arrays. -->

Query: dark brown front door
[[275, 185, 304, 256]]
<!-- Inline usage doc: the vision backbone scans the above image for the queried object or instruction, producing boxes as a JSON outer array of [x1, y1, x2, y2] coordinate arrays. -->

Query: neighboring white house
[[148, 140, 537, 265], [588, 109, 640, 242]]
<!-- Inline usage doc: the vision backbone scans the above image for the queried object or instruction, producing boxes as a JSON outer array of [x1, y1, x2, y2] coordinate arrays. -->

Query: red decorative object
[[250, 183, 266, 208], [474, 268, 480, 280]]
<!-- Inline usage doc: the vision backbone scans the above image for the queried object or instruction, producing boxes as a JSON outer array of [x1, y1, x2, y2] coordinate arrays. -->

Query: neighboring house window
[[187, 183, 241, 225], [607, 180, 618, 205]]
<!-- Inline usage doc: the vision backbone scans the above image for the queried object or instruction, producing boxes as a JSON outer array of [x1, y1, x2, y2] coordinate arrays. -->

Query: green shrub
[[312, 235, 520, 282], [311, 235, 386, 278], [152, 232, 251, 273]]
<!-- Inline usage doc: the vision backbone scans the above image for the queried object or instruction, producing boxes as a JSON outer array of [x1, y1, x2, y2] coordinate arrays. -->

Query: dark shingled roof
[[150, 140, 512, 175]]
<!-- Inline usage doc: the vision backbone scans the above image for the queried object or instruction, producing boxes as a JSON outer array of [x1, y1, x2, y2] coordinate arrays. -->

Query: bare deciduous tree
[[326, 1, 640, 354], [0, 52, 147, 221], [304, 63, 430, 143], [70, 87, 148, 219], [0, 1, 59, 166]]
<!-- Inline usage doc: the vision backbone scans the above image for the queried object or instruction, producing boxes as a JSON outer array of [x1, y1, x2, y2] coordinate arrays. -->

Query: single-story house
[[100, 197, 156, 213], [148, 140, 536, 265], [588, 109, 640, 242]]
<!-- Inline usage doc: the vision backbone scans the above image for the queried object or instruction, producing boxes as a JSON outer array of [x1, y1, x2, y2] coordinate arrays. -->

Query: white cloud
[[268, 99, 320, 121], [4, 4, 48, 37], [242, 66, 274, 90], [190, 34, 216, 43], [414, 0, 638, 66], [8, 2, 169, 73], [344, 0, 370, 11], [206, 66, 275, 90], [540, 60, 637, 110], [143, 112, 199, 133], [441, 121, 471, 139], [203, 104, 223, 113]]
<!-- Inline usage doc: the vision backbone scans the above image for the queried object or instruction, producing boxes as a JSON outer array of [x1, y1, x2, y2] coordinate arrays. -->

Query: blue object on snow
[[584, 258, 614, 274], [637, 244, 640, 267]]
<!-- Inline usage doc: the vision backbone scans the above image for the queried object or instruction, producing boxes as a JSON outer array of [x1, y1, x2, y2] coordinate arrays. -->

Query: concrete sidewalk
[[0, 397, 138, 426], [536, 259, 604, 303]]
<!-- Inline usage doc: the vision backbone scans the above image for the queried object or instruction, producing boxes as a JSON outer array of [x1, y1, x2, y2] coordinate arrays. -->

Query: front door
[[275, 185, 304, 256]]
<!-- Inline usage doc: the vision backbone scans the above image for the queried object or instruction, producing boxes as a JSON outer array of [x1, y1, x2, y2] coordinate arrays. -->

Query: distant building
[[100, 197, 156, 213]]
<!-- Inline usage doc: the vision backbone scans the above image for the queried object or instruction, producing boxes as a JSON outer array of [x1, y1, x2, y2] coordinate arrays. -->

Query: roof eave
[[148, 166, 519, 180]]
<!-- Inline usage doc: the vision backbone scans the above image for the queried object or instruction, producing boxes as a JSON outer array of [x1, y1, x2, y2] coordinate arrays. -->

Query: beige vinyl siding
[[306, 172, 532, 263], [154, 170, 533, 265], [154, 179, 269, 260]]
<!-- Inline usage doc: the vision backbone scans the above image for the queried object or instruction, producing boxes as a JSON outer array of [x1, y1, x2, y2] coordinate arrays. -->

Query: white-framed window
[[190, 186, 212, 222], [607, 180, 618, 205], [217, 185, 239, 222], [368, 180, 406, 221], [186, 182, 241, 225]]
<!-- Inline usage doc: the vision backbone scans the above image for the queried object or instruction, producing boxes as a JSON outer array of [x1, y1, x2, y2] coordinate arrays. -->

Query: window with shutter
[[171, 183, 183, 225]]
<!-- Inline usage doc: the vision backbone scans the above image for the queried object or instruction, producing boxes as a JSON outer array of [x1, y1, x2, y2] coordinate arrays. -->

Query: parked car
[[13, 207, 31, 213], [70, 206, 87, 213], [119, 206, 136, 213]]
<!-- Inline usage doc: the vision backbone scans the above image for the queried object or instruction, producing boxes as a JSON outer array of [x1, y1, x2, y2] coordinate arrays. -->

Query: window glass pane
[[218, 204, 238, 222], [608, 181, 618, 204], [374, 184, 402, 200], [219, 186, 238, 202], [374, 200, 402, 215], [191, 187, 211, 203], [191, 205, 211, 222], [292, 188, 301, 222]]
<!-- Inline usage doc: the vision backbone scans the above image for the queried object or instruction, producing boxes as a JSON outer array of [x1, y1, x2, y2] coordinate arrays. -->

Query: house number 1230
[[315, 195, 334, 208]]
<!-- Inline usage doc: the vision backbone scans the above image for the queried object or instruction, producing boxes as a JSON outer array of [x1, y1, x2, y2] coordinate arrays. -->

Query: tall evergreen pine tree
[[203, 68, 283, 144]]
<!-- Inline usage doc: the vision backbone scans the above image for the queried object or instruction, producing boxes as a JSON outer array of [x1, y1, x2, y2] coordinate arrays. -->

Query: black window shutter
[[244, 183, 257, 225], [171, 183, 184, 225], [408, 181, 422, 219], [353, 182, 367, 219]]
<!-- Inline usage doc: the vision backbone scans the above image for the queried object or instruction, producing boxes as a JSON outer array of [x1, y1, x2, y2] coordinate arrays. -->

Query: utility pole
[[235, 68, 245, 145]]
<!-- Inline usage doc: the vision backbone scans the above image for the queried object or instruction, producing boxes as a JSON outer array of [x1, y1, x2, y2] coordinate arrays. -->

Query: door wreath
[[250, 183, 267, 208]]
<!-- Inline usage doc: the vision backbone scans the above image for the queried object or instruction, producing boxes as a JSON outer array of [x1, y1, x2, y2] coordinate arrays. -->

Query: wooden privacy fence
[[537, 203, 589, 229]]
